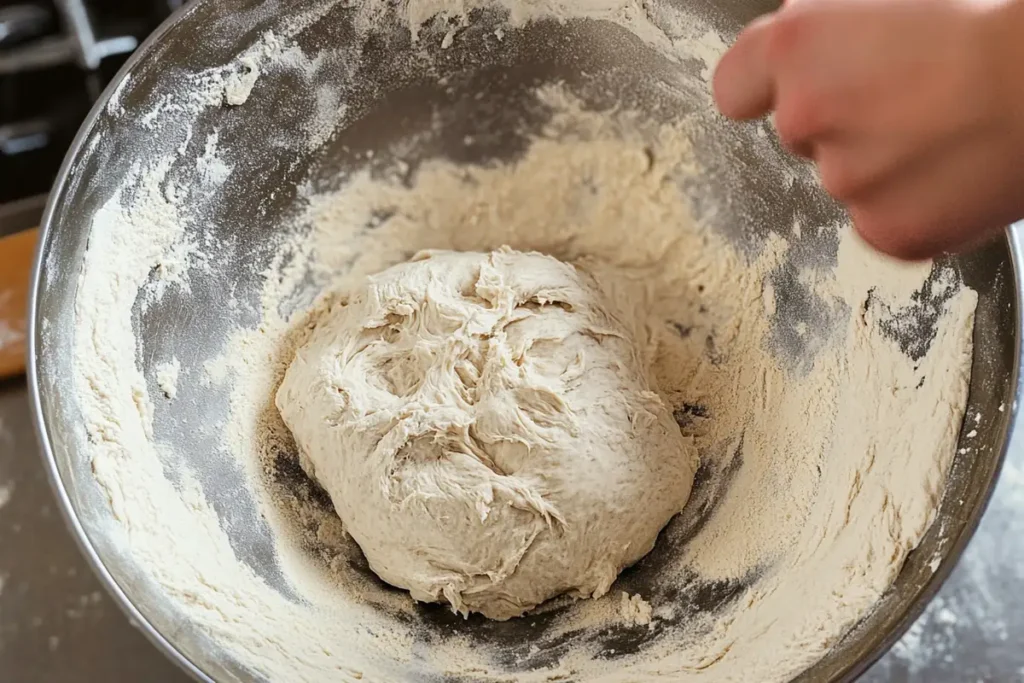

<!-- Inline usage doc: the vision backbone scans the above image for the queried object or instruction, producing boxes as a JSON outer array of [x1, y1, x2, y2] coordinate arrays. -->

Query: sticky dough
[[276, 248, 699, 619]]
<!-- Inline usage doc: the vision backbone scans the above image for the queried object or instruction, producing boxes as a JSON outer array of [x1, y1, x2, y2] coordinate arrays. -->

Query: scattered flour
[[253, 95, 974, 680], [620, 592, 654, 627], [222, 31, 318, 106], [691, 29, 728, 81], [154, 358, 181, 400], [197, 132, 232, 186], [61, 0, 981, 682], [224, 58, 261, 106]]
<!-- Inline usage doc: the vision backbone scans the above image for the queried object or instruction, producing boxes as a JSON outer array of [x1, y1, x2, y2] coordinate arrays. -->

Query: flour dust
[[63, 0, 979, 682]]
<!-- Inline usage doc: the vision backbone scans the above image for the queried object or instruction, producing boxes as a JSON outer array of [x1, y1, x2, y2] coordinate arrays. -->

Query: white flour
[[864, 454, 1024, 681], [620, 593, 654, 627], [155, 358, 181, 400], [65, 0, 979, 682]]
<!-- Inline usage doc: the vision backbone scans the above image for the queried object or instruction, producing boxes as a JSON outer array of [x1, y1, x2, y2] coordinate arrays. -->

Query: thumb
[[713, 15, 776, 120]]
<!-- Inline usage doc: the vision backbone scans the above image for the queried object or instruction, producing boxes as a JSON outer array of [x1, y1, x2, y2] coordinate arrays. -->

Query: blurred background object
[[1, 0, 181, 206], [0, 0, 180, 380], [0, 223, 34, 378], [1, 10, 191, 682]]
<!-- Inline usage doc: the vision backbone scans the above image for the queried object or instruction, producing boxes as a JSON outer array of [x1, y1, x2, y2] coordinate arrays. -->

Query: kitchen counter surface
[[0, 376, 1021, 682]]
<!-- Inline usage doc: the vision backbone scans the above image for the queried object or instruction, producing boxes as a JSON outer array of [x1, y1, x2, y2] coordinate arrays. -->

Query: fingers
[[714, 0, 1017, 261], [814, 136, 913, 201], [713, 15, 776, 120], [715, 10, 835, 154], [849, 137, 1015, 259]]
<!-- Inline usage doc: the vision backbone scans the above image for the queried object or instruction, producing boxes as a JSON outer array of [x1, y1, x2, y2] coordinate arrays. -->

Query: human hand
[[713, 0, 1024, 259]]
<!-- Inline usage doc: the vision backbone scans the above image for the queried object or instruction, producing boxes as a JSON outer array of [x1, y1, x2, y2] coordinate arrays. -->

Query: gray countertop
[[0, 376, 1021, 682]]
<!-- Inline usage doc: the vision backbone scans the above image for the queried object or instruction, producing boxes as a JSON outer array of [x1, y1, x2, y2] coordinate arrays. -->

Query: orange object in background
[[0, 228, 37, 379]]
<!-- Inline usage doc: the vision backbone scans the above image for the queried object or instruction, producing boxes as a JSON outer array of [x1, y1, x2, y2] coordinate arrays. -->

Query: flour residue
[[61, 1, 981, 682], [866, 453, 1024, 681], [620, 592, 654, 627], [155, 358, 181, 400], [220, 95, 973, 681]]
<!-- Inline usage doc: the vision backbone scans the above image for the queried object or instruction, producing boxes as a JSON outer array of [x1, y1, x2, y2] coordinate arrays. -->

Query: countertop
[[1, 375, 1022, 682]]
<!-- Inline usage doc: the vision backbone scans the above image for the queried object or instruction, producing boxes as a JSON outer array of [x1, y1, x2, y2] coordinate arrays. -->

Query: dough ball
[[276, 248, 698, 619]]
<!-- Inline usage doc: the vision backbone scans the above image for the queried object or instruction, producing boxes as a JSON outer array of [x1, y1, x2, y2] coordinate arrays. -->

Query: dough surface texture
[[276, 248, 699, 619]]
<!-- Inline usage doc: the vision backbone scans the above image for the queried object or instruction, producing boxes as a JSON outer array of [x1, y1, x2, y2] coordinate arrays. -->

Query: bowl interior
[[32, 0, 1018, 681]]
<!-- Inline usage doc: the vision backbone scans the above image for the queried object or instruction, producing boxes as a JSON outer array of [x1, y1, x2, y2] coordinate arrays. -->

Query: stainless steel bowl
[[28, 0, 1023, 680]]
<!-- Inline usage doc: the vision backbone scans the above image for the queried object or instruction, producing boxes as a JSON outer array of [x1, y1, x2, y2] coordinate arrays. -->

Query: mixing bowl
[[28, 0, 1023, 680]]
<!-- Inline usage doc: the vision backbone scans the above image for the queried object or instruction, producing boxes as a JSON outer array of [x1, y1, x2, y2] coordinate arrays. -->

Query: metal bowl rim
[[834, 226, 1024, 681], [25, 2, 1024, 680], [28, 2, 212, 681]]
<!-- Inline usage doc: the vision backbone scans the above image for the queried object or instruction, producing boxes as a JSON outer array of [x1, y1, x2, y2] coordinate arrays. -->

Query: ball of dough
[[276, 249, 698, 619]]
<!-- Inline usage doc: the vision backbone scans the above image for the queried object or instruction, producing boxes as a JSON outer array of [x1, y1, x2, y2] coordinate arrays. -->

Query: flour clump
[[276, 248, 699, 619]]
